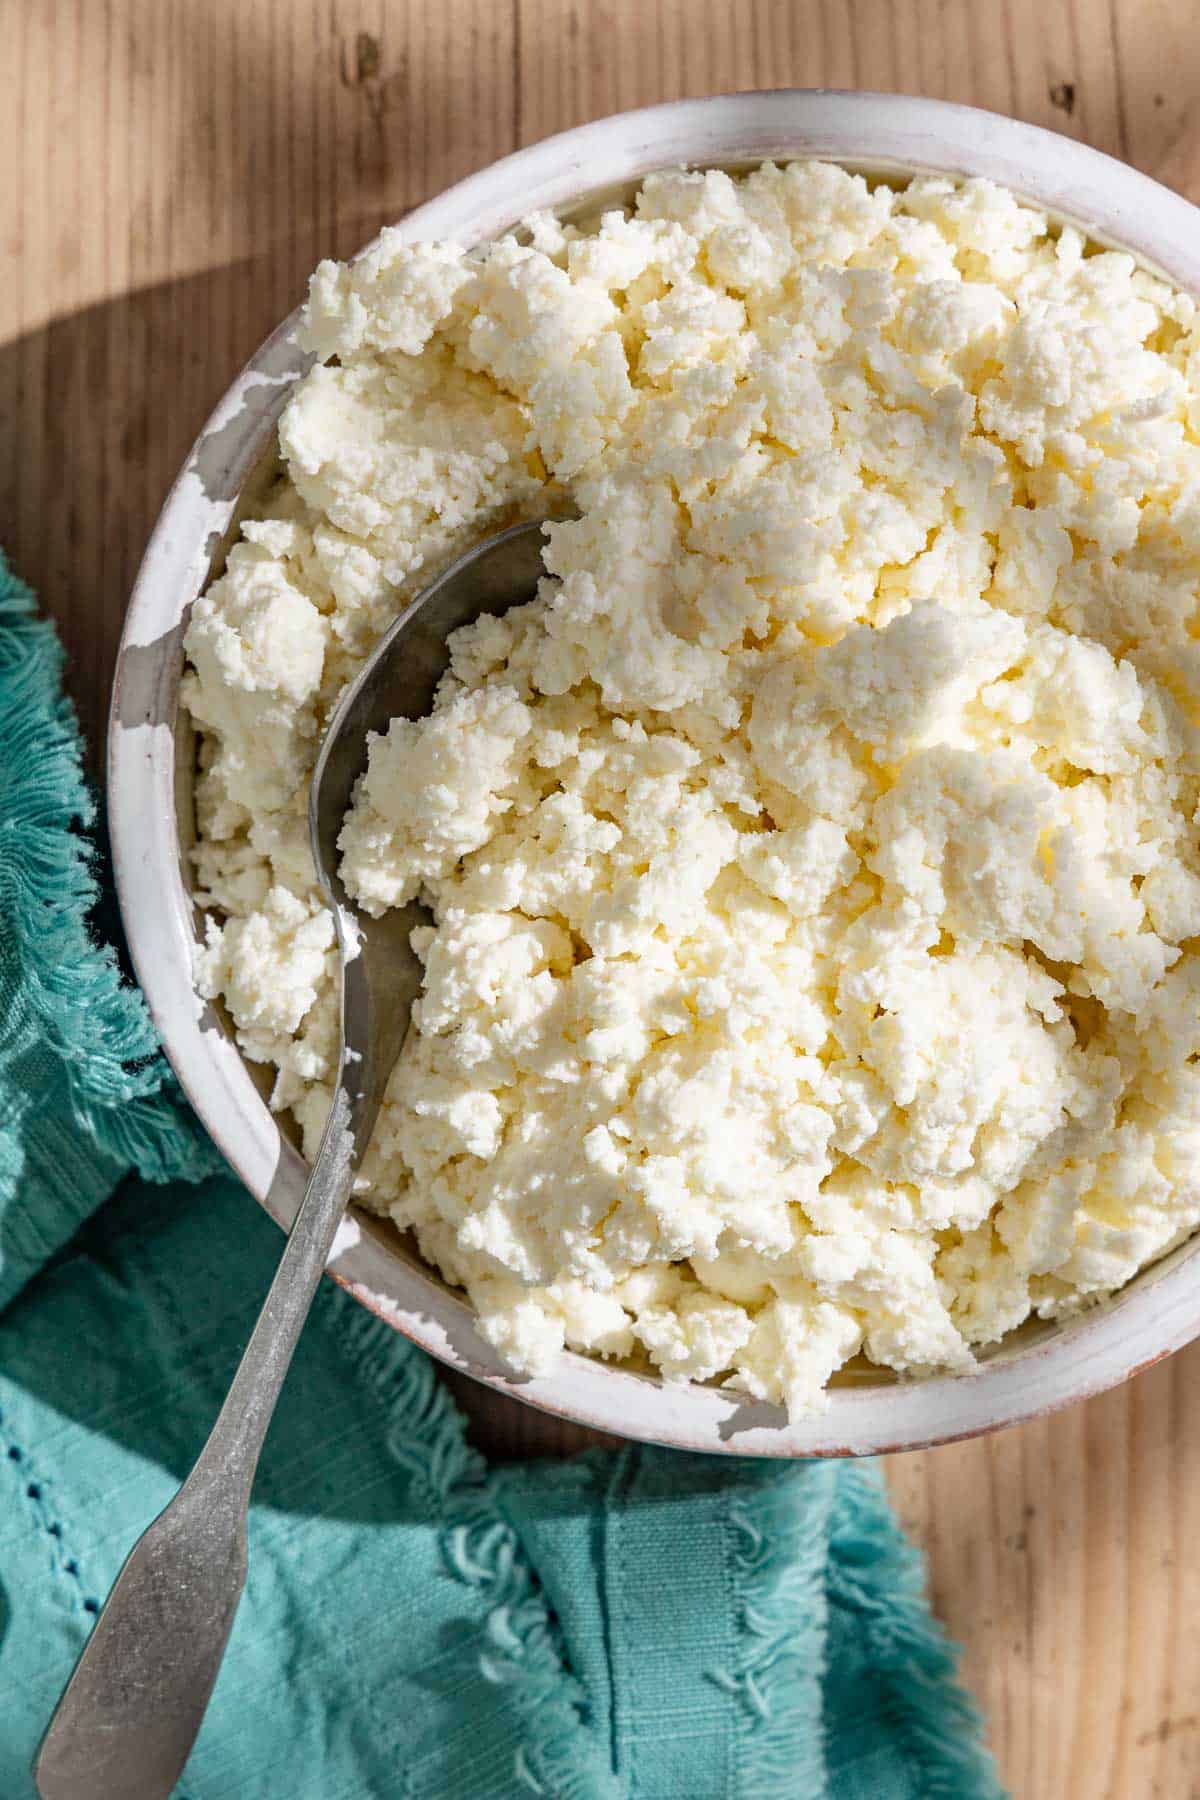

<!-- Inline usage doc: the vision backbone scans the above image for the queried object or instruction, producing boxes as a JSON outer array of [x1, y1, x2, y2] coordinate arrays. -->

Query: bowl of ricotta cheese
[[110, 90, 1200, 1455]]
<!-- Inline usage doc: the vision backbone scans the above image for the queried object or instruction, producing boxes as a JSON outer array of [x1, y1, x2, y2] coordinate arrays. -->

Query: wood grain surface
[[4, 3, 1200, 1793]]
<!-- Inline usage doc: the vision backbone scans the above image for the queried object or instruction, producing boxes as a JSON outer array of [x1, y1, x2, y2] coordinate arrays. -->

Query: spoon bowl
[[309, 515, 554, 1148]]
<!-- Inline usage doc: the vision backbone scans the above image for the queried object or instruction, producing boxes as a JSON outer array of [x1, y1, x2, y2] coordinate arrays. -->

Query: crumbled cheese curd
[[184, 164, 1200, 1417]]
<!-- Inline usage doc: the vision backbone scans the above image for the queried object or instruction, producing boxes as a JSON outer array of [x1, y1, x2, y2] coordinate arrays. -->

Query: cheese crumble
[[184, 164, 1200, 1417]]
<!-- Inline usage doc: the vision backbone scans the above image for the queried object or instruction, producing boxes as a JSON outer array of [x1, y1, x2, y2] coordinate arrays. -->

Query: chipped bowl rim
[[109, 88, 1200, 1456]]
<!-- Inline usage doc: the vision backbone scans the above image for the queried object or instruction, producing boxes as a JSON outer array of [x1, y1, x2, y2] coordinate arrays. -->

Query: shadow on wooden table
[[0, 0, 486, 760], [440, 1369, 623, 1460]]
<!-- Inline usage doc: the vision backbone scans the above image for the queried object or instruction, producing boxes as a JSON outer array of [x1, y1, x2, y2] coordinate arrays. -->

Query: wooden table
[[5, 3, 1200, 1792]]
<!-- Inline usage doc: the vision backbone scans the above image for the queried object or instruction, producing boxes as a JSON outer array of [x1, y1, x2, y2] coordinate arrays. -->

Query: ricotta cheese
[[184, 164, 1200, 1418]]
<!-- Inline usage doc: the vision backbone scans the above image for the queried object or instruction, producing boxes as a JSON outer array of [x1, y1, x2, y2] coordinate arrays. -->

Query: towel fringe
[[0, 552, 218, 1185], [826, 1465, 1007, 1800], [711, 1469, 837, 1797]]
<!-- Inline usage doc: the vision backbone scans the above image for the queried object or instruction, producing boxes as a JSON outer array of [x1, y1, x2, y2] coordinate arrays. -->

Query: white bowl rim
[[109, 88, 1200, 1457]]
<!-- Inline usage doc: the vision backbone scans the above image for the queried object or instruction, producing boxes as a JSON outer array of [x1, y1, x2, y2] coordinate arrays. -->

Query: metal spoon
[[35, 516, 553, 1800]]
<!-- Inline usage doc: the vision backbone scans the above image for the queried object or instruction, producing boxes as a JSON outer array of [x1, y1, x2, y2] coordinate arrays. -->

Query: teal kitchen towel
[[0, 549, 1006, 1799]]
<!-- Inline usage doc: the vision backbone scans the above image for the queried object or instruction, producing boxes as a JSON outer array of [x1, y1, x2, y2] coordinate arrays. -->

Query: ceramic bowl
[[108, 89, 1200, 1455]]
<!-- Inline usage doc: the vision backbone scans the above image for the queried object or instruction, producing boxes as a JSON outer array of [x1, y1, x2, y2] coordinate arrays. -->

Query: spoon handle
[[34, 1089, 360, 1800]]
